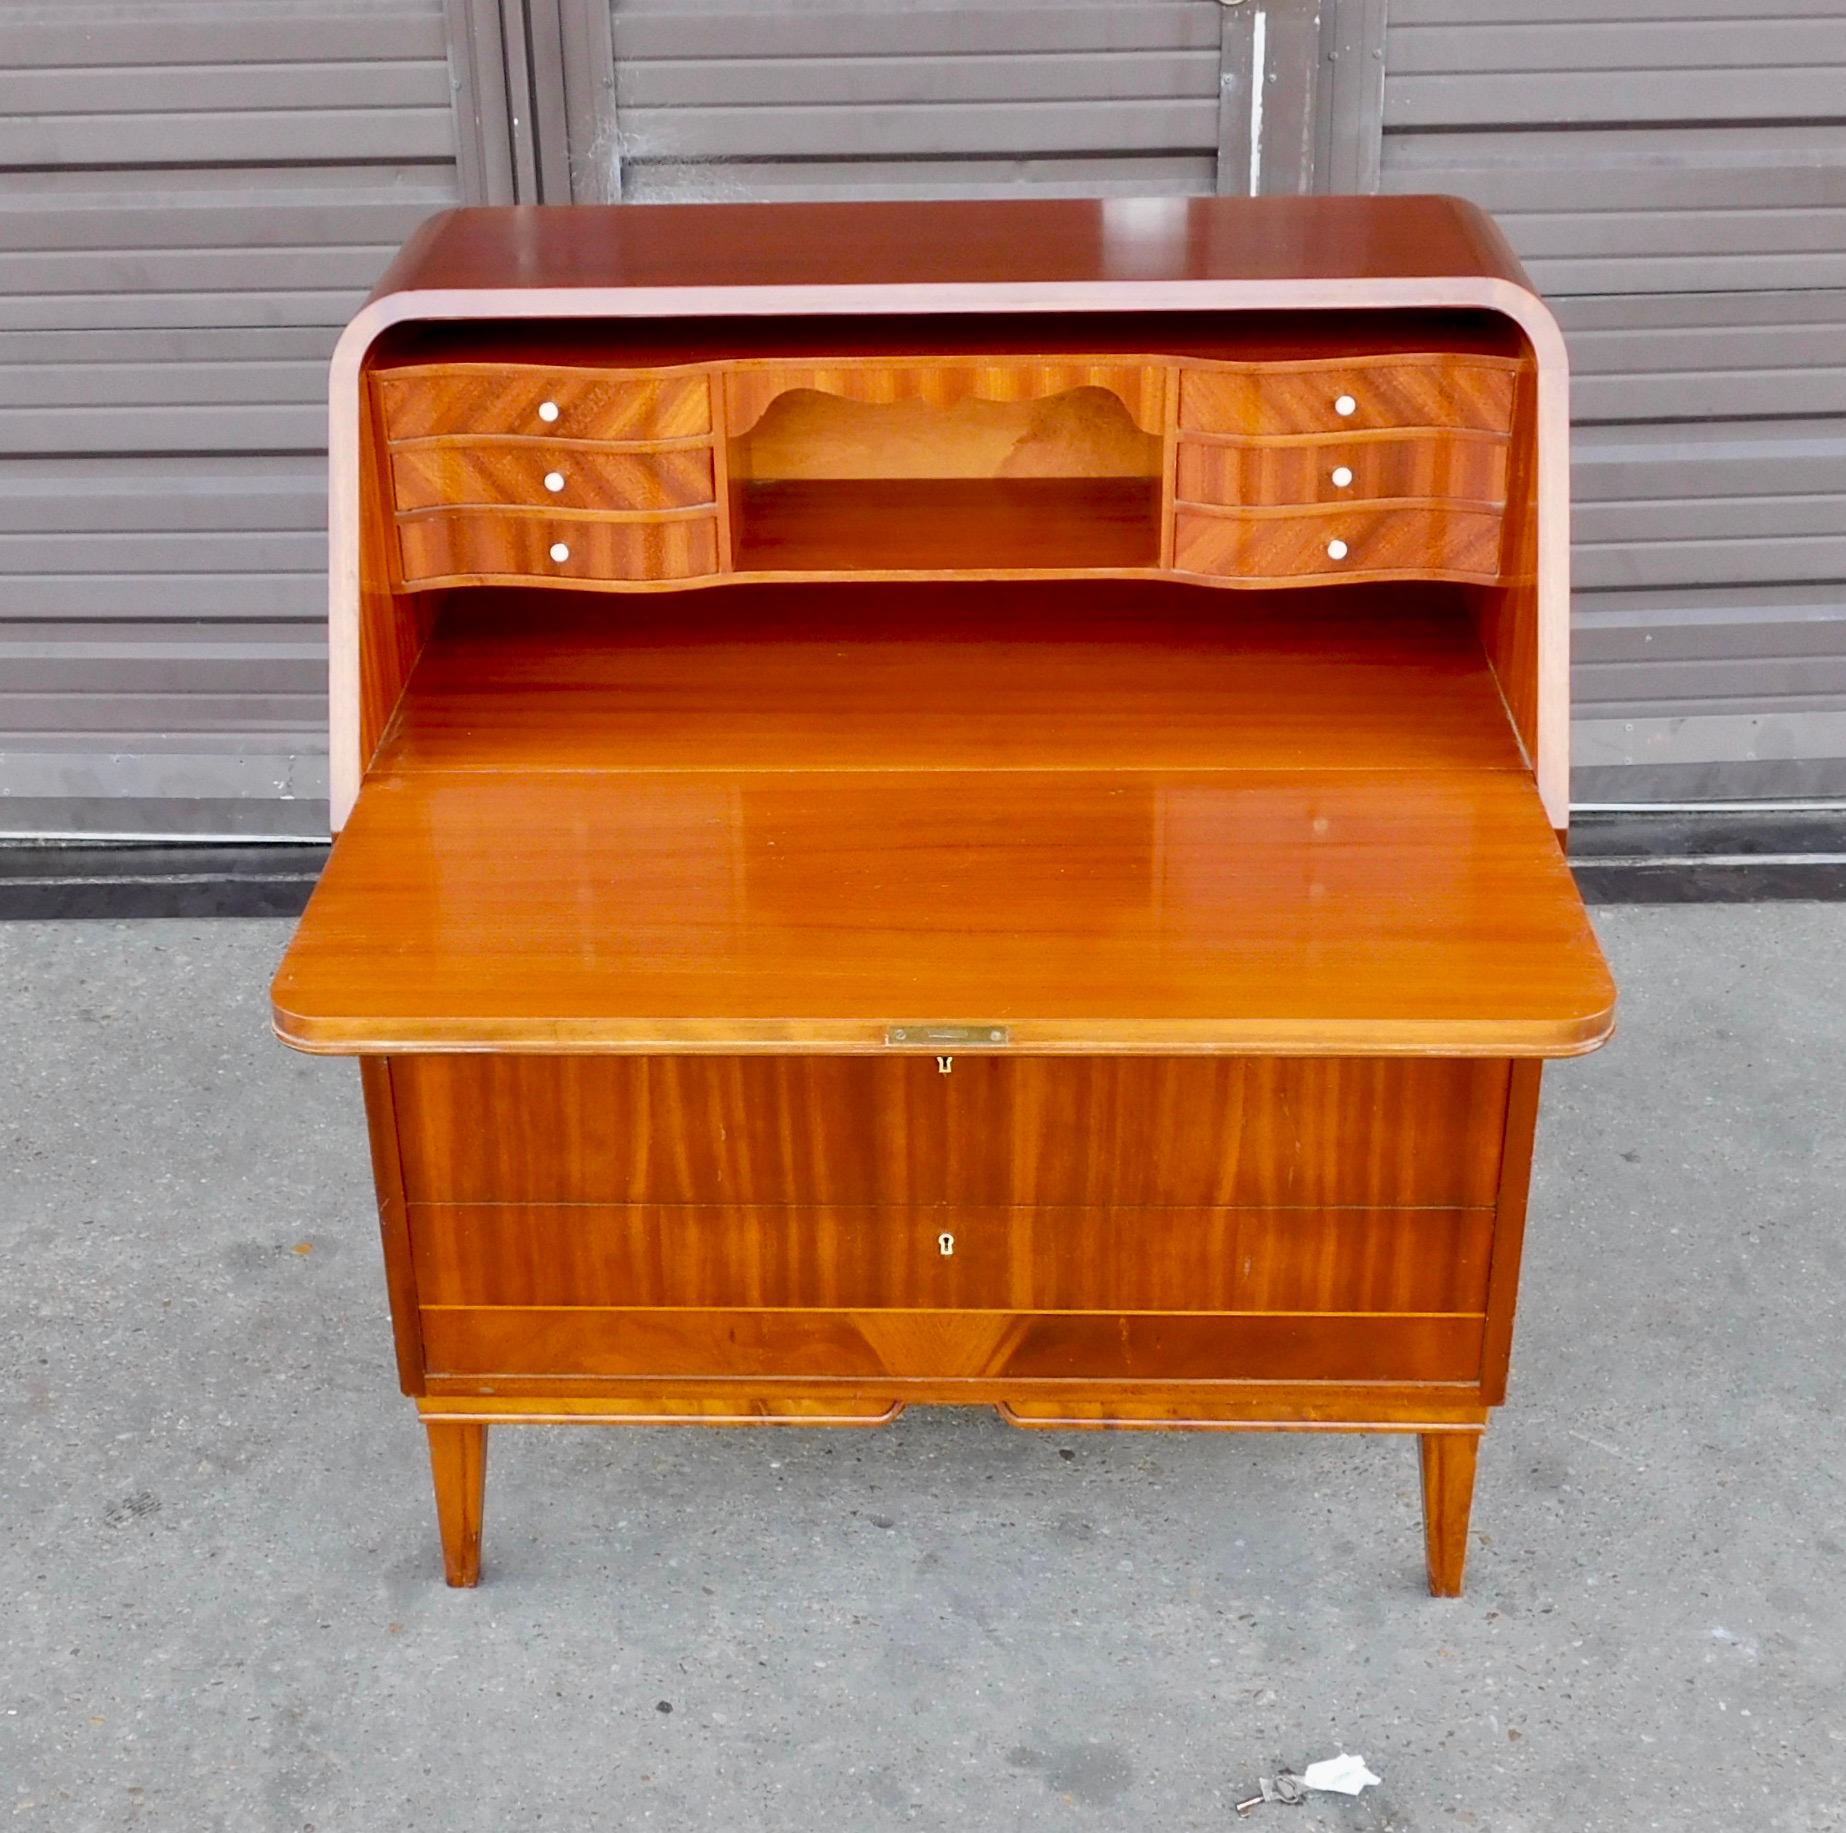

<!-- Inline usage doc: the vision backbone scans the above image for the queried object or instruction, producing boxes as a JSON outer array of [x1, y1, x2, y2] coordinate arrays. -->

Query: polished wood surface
[[1175, 433, 1508, 508], [1474, 361, 1545, 766], [728, 386, 1160, 484], [274, 580, 1610, 1056], [1419, 1430, 1481, 1597], [362, 196, 1537, 302], [1481, 1058, 1544, 1406], [724, 360, 1167, 440], [386, 1055, 1509, 1206], [408, 1202, 1494, 1314], [1172, 502, 1505, 586], [999, 1396, 1486, 1432], [420, 1306, 1484, 1386], [354, 393, 439, 770], [273, 765, 1609, 1055], [425, 1420, 487, 1588], [367, 348, 1527, 594], [374, 586, 1529, 778], [394, 503, 719, 588], [1178, 357, 1519, 438], [377, 368, 710, 442], [732, 477, 1160, 573], [420, 1393, 905, 1426], [288, 197, 1608, 1591], [366, 309, 1533, 375], [389, 441, 715, 512], [422, 1371, 1487, 1415], [329, 198, 1578, 830], [359, 1057, 423, 1395]]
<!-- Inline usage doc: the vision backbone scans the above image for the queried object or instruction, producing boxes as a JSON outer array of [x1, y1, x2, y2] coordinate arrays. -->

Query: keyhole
[[938, 1232, 955, 1257], [937, 1054, 953, 1074]]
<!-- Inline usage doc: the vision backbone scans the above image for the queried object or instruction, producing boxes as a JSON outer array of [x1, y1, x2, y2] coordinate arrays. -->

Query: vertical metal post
[[1218, 0, 1382, 198]]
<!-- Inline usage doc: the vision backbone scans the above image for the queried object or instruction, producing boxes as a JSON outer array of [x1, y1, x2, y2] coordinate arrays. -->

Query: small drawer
[[395, 508, 720, 587], [376, 368, 711, 442], [1179, 359, 1518, 438], [1176, 433, 1508, 510], [389, 442, 716, 513], [1173, 503, 1505, 583]]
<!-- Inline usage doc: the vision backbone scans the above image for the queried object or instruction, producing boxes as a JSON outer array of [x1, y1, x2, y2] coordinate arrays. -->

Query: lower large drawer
[[408, 1202, 1494, 1313], [386, 1055, 1512, 1208], [418, 1306, 1485, 1384]]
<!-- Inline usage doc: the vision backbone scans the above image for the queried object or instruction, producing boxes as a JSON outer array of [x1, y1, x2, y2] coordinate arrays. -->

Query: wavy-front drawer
[[1176, 433, 1509, 509], [1174, 502, 1505, 584], [395, 508, 720, 587], [1179, 358, 1519, 438], [389, 442, 716, 513], [376, 367, 712, 442]]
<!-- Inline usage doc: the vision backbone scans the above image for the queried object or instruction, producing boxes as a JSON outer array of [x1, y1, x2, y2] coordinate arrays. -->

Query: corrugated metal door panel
[[1562, 293, 1846, 421], [1381, 128, 1846, 296], [0, 171, 452, 332], [0, 1, 461, 838], [609, 0, 1223, 202], [1380, 2, 1846, 801]]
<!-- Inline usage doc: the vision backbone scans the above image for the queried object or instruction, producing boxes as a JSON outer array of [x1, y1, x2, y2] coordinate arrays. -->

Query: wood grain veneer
[[376, 368, 710, 441], [1175, 433, 1509, 508], [372, 584, 1529, 779], [272, 768, 1610, 1056], [388, 441, 715, 513], [419, 1307, 1485, 1386], [328, 200, 1578, 829], [1172, 502, 1506, 585], [394, 505, 719, 588], [730, 477, 1160, 573], [284, 197, 1610, 1589], [385, 1054, 1510, 1206], [407, 1202, 1495, 1314], [1178, 356, 1519, 438], [723, 359, 1166, 440]]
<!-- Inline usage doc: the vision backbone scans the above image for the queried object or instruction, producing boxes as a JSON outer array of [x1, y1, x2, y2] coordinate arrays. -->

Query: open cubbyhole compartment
[[724, 374, 1166, 573]]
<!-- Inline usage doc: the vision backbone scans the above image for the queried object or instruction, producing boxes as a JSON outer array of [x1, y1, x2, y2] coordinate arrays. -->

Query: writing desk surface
[[375, 583, 1527, 779], [273, 583, 1612, 1058]]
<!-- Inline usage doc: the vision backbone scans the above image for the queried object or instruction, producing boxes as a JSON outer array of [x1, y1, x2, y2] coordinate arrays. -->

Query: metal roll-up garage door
[[0, 0, 463, 838], [605, 1, 1226, 202], [1378, 0, 1846, 802]]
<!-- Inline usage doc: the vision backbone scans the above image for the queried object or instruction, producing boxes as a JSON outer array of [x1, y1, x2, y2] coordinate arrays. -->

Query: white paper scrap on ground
[[1300, 1754, 1382, 1795]]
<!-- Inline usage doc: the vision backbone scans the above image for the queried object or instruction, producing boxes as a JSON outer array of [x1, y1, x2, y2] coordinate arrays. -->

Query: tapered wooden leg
[[426, 1421, 488, 1587], [1418, 1431, 1480, 1597]]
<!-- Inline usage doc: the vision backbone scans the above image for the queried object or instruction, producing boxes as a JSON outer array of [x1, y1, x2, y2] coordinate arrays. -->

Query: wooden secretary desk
[[271, 197, 1614, 1593]]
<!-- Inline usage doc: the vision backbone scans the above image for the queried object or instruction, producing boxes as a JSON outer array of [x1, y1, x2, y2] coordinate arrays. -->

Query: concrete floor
[[3, 906, 1843, 1832]]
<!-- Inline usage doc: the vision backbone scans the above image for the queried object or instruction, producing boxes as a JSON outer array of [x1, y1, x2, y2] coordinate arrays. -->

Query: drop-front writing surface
[[277, 196, 1610, 1594]]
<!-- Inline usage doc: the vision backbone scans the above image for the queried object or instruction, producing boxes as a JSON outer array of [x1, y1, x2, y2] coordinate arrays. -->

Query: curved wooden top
[[365, 195, 1536, 302]]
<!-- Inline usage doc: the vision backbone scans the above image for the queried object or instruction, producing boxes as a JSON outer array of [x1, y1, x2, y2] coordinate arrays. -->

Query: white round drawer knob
[[1326, 538, 1350, 561], [1334, 394, 1357, 417], [537, 400, 560, 423], [543, 470, 565, 493], [1331, 465, 1354, 488], [548, 541, 571, 563]]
